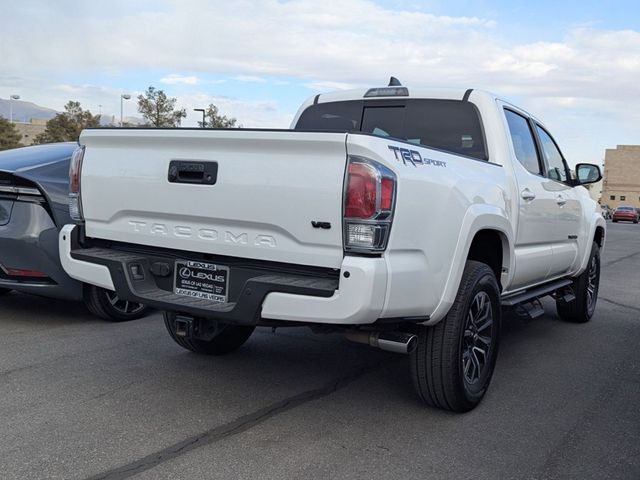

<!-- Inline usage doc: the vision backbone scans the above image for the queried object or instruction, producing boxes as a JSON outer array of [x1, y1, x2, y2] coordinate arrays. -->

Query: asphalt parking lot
[[1, 222, 639, 480]]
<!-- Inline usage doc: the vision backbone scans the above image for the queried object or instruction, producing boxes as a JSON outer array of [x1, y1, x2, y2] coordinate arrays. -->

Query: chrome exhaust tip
[[345, 330, 417, 355]]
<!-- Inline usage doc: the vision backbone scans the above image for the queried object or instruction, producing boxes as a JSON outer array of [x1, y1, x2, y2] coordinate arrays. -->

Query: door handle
[[168, 160, 218, 185], [521, 189, 536, 201], [556, 194, 566, 206]]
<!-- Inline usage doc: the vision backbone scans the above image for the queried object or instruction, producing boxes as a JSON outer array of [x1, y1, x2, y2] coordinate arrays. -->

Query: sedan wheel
[[83, 284, 150, 322], [103, 290, 147, 316]]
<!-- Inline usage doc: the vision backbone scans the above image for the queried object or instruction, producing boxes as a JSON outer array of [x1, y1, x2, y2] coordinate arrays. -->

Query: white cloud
[[159, 74, 201, 85], [305, 80, 362, 91], [233, 75, 268, 83], [180, 93, 293, 128], [4, 2, 637, 103]]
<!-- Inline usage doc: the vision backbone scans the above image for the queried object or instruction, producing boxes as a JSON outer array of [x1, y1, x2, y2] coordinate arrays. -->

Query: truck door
[[503, 108, 557, 289], [532, 123, 582, 278]]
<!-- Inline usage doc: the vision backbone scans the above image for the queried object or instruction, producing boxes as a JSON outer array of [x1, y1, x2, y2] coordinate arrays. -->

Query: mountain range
[[0, 98, 143, 126], [0, 98, 58, 123]]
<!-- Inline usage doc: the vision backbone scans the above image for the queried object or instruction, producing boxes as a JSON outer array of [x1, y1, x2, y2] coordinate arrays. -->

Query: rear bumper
[[612, 214, 638, 221], [59, 224, 387, 325], [0, 204, 82, 301]]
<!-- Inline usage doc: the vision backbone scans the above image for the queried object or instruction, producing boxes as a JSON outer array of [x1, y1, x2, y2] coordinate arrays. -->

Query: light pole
[[120, 94, 131, 127], [9, 94, 20, 123], [194, 108, 206, 128]]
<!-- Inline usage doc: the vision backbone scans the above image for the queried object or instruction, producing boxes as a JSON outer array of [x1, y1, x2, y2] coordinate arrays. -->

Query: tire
[[410, 261, 501, 412], [0, 288, 11, 296], [556, 242, 600, 323], [83, 284, 149, 322], [164, 311, 255, 355]]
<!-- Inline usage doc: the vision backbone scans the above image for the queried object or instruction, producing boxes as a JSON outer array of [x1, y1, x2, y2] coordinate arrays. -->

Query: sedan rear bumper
[[0, 203, 82, 301], [612, 214, 638, 222]]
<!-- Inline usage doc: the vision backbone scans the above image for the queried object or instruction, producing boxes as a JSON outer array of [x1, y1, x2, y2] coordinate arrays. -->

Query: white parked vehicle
[[60, 79, 605, 411]]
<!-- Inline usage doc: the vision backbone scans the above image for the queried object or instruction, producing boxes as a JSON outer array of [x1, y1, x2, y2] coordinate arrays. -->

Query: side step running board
[[515, 298, 545, 320], [501, 279, 573, 307]]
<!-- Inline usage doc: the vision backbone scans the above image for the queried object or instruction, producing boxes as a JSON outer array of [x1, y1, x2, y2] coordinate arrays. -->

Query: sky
[[2, 0, 640, 165]]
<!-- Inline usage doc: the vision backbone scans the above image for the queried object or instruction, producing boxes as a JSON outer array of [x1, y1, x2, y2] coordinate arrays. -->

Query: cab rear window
[[295, 99, 487, 161]]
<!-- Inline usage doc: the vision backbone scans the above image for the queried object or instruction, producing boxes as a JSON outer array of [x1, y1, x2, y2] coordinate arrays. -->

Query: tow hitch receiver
[[174, 316, 194, 338]]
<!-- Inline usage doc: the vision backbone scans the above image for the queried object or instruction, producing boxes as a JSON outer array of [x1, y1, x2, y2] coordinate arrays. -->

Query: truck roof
[[314, 86, 498, 104]]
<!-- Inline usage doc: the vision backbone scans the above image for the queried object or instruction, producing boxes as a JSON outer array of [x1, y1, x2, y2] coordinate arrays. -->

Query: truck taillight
[[343, 156, 396, 253], [381, 177, 394, 210], [69, 146, 85, 222], [345, 163, 377, 218]]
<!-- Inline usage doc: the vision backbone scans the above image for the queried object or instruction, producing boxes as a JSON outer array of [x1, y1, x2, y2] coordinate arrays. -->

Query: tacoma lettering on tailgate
[[127, 221, 277, 248]]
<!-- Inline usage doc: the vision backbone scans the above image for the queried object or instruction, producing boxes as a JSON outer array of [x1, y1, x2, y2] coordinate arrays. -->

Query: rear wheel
[[556, 242, 600, 323], [164, 311, 255, 355], [0, 288, 11, 296], [410, 261, 501, 412], [83, 285, 149, 322]]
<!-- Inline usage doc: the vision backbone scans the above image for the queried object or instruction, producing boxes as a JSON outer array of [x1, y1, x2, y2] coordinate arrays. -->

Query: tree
[[198, 104, 240, 128], [0, 118, 23, 150], [34, 101, 100, 144], [137, 86, 186, 127]]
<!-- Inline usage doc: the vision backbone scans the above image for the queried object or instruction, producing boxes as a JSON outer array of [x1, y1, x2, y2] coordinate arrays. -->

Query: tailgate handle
[[168, 160, 218, 185]]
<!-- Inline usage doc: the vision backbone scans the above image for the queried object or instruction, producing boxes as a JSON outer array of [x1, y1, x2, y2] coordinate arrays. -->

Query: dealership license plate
[[174, 260, 229, 303]]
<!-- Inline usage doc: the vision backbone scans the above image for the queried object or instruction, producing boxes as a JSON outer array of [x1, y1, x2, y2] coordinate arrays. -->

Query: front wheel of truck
[[410, 261, 501, 412], [556, 242, 600, 323], [163, 311, 255, 355]]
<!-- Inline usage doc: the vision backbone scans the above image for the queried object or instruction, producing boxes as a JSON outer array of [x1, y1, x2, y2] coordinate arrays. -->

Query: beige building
[[601, 145, 640, 208], [14, 119, 47, 146]]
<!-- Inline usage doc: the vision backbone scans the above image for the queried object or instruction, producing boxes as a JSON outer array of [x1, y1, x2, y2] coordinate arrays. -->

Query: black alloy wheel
[[462, 291, 494, 388], [103, 290, 147, 316], [83, 284, 150, 322], [585, 253, 599, 315], [556, 241, 600, 323], [411, 261, 501, 412]]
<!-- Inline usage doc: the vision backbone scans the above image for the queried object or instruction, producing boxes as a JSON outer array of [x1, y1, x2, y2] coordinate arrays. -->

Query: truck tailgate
[[79, 129, 348, 268]]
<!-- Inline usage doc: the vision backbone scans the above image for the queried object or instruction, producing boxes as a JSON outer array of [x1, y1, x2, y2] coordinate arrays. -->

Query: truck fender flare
[[575, 213, 606, 276], [426, 205, 513, 324]]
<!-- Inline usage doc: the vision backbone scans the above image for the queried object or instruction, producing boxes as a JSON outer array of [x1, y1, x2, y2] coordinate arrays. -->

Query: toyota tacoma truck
[[59, 79, 605, 412]]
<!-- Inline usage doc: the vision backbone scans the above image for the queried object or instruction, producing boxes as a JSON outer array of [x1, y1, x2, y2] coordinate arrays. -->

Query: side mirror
[[575, 163, 602, 185]]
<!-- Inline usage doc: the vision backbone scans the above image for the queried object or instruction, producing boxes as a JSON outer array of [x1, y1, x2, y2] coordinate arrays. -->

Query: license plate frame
[[173, 260, 229, 303]]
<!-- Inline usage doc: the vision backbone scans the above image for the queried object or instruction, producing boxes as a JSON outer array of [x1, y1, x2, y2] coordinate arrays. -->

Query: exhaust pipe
[[345, 330, 417, 354]]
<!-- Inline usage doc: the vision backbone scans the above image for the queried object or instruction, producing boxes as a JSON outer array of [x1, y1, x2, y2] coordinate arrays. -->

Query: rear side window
[[361, 106, 405, 138], [295, 100, 362, 131], [504, 109, 542, 175], [535, 125, 568, 183], [295, 99, 487, 160]]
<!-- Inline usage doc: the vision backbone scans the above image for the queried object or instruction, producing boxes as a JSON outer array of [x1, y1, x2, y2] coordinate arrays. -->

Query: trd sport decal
[[388, 145, 447, 167]]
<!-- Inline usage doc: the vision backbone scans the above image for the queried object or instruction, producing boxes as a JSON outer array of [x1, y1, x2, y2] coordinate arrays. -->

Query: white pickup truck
[[60, 79, 605, 412]]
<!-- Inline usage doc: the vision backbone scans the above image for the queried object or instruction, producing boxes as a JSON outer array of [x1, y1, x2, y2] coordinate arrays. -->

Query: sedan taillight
[[69, 146, 85, 222]]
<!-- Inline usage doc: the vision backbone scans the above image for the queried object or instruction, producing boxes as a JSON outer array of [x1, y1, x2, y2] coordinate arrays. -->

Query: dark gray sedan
[[0, 143, 148, 321]]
